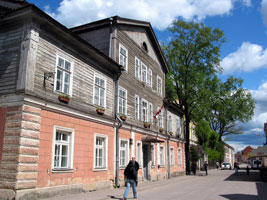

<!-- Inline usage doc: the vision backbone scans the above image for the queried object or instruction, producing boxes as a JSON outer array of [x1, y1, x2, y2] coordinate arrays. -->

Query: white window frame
[[93, 73, 106, 108], [157, 76, 162, 95], [135, 95, 140, 120], [118, 86, 127, 115], [119, 43, 128, 71], [141, 63, 147, 84], [94, 133, 108, 170], [148, 68, 153, 88], [168, 115, 172, 132], [176, 117, 181, 135], [157, 107, 163, 128], [148, 102, 153, 124], [170, 147, 175, 166], [178, 148, 182, 166], [119, 139, 129, 168], [151, 144, 155, 166], [159, 145, 165, 166], [141, 98, 148, 122], [52, 126, 74, 170], [136, 141, 142, 167], [54, 55, 73, 96], [135, 57, 141, 80]]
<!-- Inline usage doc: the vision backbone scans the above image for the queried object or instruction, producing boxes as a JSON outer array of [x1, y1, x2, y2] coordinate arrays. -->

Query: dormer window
[[142, 42, 148, 53]]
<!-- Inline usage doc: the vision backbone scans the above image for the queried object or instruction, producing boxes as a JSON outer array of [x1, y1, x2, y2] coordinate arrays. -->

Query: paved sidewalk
[[44, 169, 266, 200]]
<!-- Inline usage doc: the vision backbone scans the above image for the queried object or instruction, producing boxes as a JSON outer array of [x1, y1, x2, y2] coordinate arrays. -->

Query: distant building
[[242, 146, 254, 163], [223, 142, 235, 167], [235, 152, 242, 163]]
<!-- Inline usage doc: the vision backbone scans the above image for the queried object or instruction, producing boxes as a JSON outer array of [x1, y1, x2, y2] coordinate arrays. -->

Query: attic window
[[142, 42, 148, 53]]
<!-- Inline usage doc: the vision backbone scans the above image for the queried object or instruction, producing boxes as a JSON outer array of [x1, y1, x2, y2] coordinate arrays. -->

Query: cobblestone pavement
[[45, 168, 267, 200]]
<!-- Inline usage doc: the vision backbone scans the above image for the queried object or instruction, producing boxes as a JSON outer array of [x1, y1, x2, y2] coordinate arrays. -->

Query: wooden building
[[0, 1, 185, 199]]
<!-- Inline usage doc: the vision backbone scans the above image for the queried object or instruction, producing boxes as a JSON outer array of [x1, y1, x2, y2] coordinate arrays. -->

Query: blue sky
[[27, 0, 267, 152]]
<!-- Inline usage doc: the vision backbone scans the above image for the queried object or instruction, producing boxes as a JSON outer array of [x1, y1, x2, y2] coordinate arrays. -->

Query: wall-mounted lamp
[[43, 71, 55, 88], [129, 138, 133, 145]]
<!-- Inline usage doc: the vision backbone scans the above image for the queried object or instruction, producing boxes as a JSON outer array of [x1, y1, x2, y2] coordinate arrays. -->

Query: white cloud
[[261, 0, 267, 26], [45, 0, 242, 30], [220, 42, 267, 74], [242, 0, 252, 7]]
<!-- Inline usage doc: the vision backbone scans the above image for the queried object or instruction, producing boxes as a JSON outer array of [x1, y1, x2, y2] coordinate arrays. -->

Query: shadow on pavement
[[224, 171, 261, 182], [220, 182, 267, 200], [107, 195, 122, 199]]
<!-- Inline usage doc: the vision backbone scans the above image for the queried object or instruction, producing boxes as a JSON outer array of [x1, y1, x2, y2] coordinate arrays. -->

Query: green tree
[[190, 145, 200, 163], [207, 76, 255, 141], [163, 20, 225, 174]]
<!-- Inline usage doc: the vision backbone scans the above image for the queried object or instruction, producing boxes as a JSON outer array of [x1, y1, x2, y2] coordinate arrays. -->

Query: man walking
[[123, 158, 139, 200], [204, 161, 208, 176]]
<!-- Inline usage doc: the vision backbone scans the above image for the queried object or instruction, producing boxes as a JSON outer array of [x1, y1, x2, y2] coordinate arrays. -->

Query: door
[[142, 143, 149, 180]]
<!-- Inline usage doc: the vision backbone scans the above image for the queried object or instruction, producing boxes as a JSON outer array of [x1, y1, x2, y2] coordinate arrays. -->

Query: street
[[45, 169, 266, 200]]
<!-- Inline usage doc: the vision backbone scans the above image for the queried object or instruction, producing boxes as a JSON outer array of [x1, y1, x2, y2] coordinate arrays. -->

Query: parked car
[[252, 160, 262, 169], [222, 162, 232, 170]]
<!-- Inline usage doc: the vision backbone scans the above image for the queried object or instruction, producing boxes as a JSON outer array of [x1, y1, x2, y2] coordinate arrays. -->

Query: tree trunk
[[185, 111, 191, 175]]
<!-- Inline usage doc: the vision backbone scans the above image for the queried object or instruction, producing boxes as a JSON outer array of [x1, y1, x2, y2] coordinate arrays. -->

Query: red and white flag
[[153, 104, 164, 119]]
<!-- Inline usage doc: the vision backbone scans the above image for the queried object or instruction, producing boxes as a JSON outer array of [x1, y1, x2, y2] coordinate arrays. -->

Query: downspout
[[109, 17, 113, 58], [114, 71, 123, 187], [109, 17, 121, 187], [164, 101, 170, 179]]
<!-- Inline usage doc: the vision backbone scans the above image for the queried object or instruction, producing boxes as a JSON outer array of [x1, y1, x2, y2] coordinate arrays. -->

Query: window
[[148, 102, 153, 124], [55, 55, 73, 95], [135, 95, 140, 120], [170, 147, 175, 166], [136, 142, 142, 166], [118, 87, 127, 115], [53, 127, 74, 170], [157, 107, 163, 128], [151, 144, 155, 166], [159, 146, 165, 166], [141, 63, 147, 83], [157, 76, 162, 95], [93, 74, 106, 108], [135, 57, 141, 79], [120, 140, 129, 167], [148, 69, 152, 88], [141, 99, 148, 122], [94, 134, 108, 169], [178, 148, 182, 166], [176, 117, 181, 135], [119, 44, 128, 71], [168, 115, 172, 132]]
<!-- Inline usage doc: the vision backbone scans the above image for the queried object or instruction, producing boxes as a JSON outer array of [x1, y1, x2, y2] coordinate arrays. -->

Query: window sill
[[52, 168, 74, 173], [93, 168, 108, 172]]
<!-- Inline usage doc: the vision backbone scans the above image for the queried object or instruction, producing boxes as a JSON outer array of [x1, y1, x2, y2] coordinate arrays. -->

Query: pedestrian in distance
[[246, 165, 250, 175], [234, 162, 238, 174], [131, 157, 139, 185], [123, 159, 139, 200], [192, 162, 196, 175], [204, 161, 208, 176], [216, 161, 219, 170]]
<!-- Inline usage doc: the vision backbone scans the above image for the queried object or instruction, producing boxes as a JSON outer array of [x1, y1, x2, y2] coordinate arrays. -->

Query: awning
[[142, 136, 164, 143]]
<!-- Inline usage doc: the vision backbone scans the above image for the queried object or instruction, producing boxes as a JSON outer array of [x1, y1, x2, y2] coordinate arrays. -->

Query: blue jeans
[[123, 179, 137, 199]]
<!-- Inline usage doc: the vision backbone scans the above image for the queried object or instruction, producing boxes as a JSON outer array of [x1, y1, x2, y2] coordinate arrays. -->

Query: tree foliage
[[195, 120, 224, 162], [163, 20, 225, 174], [206, 76, 255, 140]]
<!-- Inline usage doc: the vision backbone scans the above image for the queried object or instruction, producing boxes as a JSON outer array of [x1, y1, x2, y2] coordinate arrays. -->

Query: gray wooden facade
[[71, 16, 177, 133]]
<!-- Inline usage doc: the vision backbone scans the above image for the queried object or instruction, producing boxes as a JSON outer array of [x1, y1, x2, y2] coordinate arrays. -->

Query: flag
[[153, 104, 164, 119]]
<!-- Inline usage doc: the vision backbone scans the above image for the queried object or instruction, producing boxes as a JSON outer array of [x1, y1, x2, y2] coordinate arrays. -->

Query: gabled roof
[[0, 1, 122, 74], [71, 16, 169, 74], [0, 0, 30, 10]]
